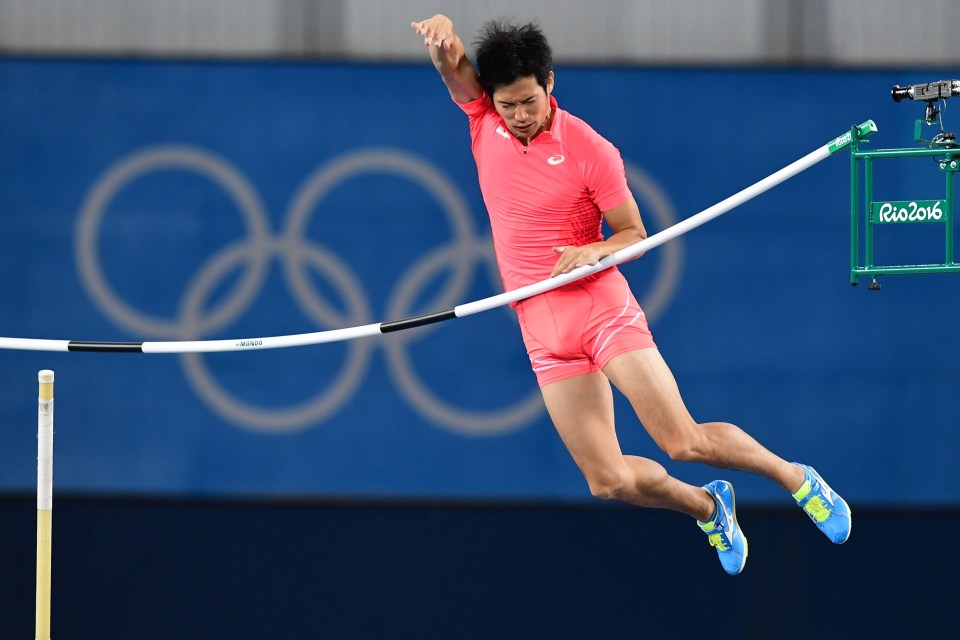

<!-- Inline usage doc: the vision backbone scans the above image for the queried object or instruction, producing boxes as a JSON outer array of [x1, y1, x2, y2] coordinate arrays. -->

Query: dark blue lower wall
[[0, 497, 954, 639]]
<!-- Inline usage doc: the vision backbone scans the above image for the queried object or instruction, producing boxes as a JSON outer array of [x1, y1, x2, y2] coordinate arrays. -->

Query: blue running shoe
[[698, 480, 748, 575], [792, 464, 852, 544]]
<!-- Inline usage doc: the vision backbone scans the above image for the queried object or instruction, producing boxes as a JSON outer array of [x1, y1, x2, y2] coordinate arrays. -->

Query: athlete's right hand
[[411, 14, 456, 51]]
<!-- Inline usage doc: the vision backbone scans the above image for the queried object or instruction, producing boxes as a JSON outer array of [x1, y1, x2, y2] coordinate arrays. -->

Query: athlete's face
[[491, 72, 555, 143]]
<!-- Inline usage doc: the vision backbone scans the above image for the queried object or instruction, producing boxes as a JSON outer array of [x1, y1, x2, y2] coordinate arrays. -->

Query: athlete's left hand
[[551, 244, 609, 277]]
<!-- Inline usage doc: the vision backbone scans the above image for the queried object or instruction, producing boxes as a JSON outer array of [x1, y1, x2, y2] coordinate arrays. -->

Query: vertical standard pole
[[850, 144, 860, 284], [946, 159, 955, 265], [864, 157, 875, 269], [36, 370, 54, 640]]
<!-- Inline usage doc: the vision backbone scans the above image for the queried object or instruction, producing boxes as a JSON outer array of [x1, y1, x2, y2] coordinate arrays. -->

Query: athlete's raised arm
[[411, 14, 483, 104]]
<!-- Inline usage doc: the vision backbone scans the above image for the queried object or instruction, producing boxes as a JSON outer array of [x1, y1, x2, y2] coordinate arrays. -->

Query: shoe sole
[[835, 497, 852, 544], [728, 482, 748, 572]]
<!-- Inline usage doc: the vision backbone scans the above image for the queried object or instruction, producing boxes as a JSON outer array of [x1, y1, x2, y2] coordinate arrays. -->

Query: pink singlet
[[457, 92, 656, 387]]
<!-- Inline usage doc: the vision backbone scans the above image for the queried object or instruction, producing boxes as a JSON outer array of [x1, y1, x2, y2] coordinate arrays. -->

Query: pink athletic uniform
[[457, 92, 656, 386]]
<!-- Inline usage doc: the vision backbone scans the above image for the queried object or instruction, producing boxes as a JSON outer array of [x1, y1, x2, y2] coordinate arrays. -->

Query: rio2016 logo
[[873, 200, 946, 224]]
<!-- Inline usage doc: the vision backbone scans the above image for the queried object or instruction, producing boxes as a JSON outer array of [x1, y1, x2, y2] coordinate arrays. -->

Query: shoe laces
[[803, 495, 832, 523], [707, 531, 730, 552]]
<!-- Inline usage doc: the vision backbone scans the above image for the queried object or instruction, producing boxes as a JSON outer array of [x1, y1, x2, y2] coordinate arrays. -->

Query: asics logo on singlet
[[547, 155, 565, 165]]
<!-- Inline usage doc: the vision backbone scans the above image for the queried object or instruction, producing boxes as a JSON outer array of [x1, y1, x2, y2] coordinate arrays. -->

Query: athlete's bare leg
[[540, 371, 716, 521], [601, 348, 805, 493]]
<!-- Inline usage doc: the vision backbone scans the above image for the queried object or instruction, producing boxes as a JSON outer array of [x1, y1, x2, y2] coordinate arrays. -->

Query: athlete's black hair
[[473, 19, 553, 98]]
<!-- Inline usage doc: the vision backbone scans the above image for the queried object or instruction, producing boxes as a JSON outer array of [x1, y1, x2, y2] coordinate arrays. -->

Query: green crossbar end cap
[[856, 120, 878, 138]]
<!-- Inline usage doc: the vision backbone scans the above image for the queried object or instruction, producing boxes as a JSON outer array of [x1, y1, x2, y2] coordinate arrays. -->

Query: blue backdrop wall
[[1, 59, 958, 504]]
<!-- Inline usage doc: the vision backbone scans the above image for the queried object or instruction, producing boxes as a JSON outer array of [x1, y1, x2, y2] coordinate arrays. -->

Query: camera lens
[[890, 85, 911, 102]]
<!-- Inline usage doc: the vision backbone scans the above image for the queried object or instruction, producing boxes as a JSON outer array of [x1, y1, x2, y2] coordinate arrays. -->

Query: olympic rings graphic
[[75, 146, 681, 435]]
